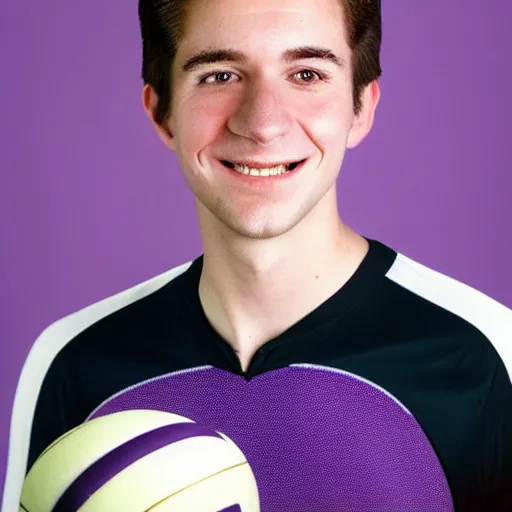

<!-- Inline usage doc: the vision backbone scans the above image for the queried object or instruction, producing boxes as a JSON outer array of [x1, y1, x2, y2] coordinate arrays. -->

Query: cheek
[[299, 94, 354, 145], [188, 94, 232, 119], [173, 98, 229, 154]]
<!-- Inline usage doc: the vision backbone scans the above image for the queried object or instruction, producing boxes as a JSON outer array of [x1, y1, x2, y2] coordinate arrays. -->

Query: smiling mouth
[[220, 159, 305, 176]]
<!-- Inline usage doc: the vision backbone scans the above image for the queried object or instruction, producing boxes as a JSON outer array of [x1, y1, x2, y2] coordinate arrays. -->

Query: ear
[[141, 84, 177, 152], [346, 80, 380, 149]]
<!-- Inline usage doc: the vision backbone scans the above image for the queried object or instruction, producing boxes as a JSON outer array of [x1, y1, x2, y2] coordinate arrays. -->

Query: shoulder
[[26, 260, 192, 387], [1, 260, 192, 512], [385, 250, 512, 377]]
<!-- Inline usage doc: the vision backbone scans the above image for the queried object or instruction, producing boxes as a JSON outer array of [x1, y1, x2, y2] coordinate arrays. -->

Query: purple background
[[1, 0, 511, 497]]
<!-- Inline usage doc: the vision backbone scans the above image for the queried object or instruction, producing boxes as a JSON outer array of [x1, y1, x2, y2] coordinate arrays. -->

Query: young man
[[3, 0, 512, 510]]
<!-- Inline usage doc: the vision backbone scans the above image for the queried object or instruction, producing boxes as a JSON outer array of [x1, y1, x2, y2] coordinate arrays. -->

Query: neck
[[196, 194, 369, 371]]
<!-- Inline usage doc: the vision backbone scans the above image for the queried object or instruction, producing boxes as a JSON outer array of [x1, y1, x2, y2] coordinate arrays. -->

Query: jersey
[[3, 238, 512, 511]]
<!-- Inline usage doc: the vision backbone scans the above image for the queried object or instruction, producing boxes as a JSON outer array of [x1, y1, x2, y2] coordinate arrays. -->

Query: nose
[[227, 79, 294, 145]]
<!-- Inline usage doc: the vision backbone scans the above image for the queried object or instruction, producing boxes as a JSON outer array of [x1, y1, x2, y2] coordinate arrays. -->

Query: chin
[[219, 210, 303, 240], [229, 225, 290, 240], [196, 192, 313, 241]]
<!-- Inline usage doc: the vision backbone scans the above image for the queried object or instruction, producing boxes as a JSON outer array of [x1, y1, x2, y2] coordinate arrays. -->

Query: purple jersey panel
[[88, 365, 454, 511]]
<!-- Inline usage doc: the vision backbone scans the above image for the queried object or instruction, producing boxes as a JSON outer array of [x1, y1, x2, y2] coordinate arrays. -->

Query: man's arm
[[2, 322, 77, 512], [479, 358, 512, 511], [25, 359, 73, 473]]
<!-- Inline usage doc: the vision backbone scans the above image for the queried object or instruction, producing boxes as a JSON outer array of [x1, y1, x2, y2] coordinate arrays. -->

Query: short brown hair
[[138, 0, 382, 125]]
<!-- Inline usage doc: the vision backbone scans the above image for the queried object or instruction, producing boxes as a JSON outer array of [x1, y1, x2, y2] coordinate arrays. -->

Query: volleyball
[[21, 410, 260, 511]]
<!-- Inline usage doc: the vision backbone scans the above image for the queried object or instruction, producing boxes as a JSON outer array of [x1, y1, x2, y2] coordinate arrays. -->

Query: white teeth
[[233, 163, 289, 176]]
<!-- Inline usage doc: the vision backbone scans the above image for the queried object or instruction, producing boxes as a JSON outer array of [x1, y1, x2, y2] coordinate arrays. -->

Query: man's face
[[159, 0, 377, 239]]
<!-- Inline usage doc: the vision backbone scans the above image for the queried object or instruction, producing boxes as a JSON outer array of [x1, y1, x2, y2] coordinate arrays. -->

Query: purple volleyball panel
[[51, 422, 223, 512], [89, 365, 454, 512]]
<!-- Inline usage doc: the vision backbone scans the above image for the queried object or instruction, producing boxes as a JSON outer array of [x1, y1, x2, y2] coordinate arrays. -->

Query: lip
[[215, 157, 309, 181]]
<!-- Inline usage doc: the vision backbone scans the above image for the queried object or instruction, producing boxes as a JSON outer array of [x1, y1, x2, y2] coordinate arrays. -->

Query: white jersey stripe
[[386, 253, 512, 379]]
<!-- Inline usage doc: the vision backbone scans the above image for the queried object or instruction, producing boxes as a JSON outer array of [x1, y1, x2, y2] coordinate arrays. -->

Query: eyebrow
[[181, 46, 345, 73]]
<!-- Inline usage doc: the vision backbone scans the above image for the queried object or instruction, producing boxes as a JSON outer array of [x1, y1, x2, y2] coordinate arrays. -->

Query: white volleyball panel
[[21, 411, 196, 512], [79, 436, 249, 511], [149, 462, 260, 512]]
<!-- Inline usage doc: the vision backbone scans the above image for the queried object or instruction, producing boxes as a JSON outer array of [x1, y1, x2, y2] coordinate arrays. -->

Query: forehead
[[178, 0, 348, 57], [184, 0, 345, 19]]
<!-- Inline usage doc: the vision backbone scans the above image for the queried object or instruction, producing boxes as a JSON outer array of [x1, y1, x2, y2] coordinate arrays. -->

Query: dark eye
[[198, 71, 236, 85], [295, 69, 322, 82]]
